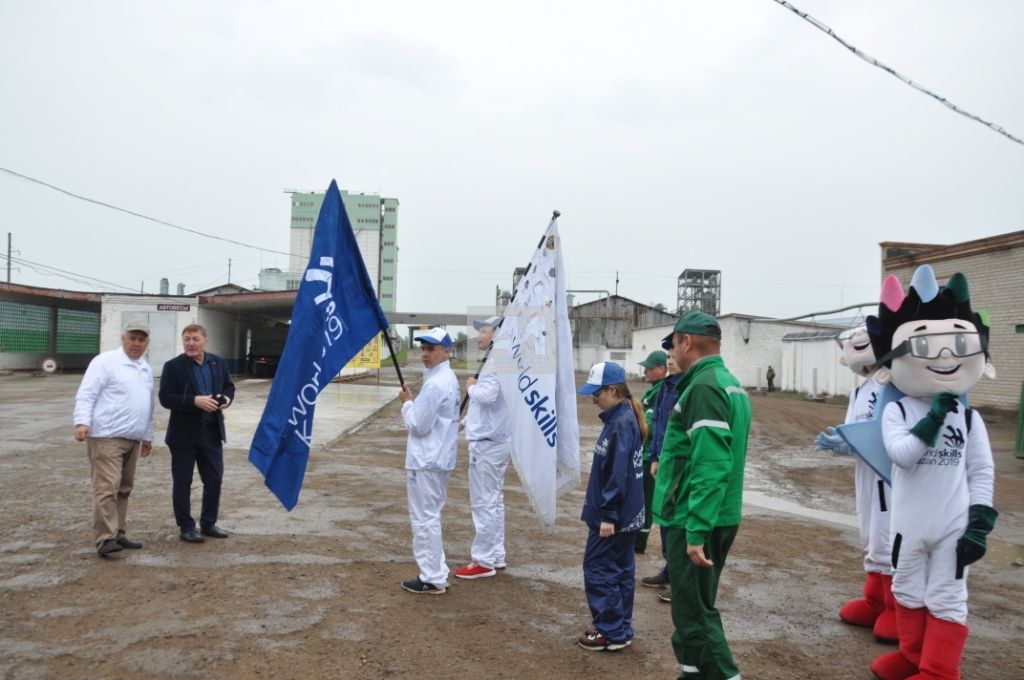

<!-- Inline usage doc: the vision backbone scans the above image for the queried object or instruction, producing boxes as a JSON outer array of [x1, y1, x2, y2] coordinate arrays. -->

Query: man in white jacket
[[455, 316, 512, 580], [73, 321, 155, 557], [399, 327, 460, 594]]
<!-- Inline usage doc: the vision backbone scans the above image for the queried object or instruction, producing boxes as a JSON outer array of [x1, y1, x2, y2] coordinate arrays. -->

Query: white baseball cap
[[414, 327, 453, 348], [472, 315, 502, 330]]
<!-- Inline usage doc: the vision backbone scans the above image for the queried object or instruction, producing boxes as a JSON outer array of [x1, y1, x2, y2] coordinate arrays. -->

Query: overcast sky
[[1, 0, 1022, 319]]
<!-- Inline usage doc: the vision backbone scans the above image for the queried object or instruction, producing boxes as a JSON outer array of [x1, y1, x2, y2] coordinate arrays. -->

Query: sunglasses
[[884, 331, 985, 361]]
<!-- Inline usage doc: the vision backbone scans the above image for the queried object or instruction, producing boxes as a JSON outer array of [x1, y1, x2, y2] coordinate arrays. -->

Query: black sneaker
[[97, 539, 123, 556], [641, 572, 670, 588], [577, 631, 629, 652], [116, 537, 142, 549], [658, 591, 672, 603], [401, 578, 446, 595]]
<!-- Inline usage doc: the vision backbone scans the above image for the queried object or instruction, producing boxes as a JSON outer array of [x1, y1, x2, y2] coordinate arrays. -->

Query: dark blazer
[[159, 352, 236, 448]]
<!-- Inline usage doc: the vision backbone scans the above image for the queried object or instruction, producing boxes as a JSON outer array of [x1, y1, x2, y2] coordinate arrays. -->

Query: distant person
[[159, 324, 235, 543], [455, 316, 511, 580], [577, 362, 647, 652], [640, 352, 685, 603], [634, 350, 668, 554], [399, 327, 460, 595], [73, 321, 155, 557], [652, 311, 751, 678], [766, 365, 776, 392]]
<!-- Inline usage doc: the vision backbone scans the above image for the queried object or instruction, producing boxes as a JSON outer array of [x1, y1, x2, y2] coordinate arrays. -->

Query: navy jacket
[[159, 352, 236, 448], [650, 372, 684, 460], [581, 400, 645, 532]]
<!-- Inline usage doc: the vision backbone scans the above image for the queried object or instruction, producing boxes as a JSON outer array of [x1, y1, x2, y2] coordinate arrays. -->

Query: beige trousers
[[87, 437, 140, 547]]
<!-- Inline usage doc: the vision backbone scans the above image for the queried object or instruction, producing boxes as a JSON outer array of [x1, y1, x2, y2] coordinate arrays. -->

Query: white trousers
[[854, 458, 892, 574], [407, 468, 452, 587], [468, 439, 511, 567], [892, 525, 969, 623]]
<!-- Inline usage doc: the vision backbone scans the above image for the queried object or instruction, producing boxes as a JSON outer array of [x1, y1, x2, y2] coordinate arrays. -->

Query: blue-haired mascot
[[867, 266, 997, 680], [816, 325, 896, 642]]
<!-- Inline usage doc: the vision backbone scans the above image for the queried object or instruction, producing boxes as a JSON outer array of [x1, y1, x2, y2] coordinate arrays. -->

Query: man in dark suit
[[159, 323, 236, 543]]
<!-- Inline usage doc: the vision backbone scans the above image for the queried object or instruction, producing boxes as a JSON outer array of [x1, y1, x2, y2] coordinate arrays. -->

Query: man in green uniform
[[652, 311, 751, 680], [635, 349, 668, 554]]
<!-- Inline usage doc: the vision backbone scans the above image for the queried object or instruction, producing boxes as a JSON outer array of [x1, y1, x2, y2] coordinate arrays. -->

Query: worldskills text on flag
[[488, 217, 580, 525], [248, 180, 389, 510]]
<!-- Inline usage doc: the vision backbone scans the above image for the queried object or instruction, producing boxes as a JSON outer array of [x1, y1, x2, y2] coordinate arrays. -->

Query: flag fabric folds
[[487, 218, 580, 525], [248, 180, 389, 510]]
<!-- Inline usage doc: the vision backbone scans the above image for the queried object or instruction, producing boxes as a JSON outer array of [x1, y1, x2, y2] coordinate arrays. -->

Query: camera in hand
[[215, 394, 228, 407]]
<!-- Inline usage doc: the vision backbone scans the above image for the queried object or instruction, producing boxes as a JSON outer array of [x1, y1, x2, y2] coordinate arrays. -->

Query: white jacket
[[883, 397, 994, 541], [73, 347, 155, 442], [402, 361, 460, 471], [464, 369, 510, 443]]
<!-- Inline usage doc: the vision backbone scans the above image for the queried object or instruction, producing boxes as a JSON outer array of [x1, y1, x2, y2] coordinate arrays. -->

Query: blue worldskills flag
[[249, 180, 389, 509]]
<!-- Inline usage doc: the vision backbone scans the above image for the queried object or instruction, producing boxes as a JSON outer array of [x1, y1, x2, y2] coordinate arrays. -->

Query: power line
[[0, 166, 292, 256], [772, 0, 1024, 147], [1, 253, 139, 292]]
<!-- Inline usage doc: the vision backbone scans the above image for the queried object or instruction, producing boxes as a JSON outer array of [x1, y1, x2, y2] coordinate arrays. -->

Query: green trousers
[[666, 525, 740, 680], [634, 459, 655, 553]]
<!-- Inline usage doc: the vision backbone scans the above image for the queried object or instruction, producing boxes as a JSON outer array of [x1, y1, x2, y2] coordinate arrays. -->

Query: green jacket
[[651, 355, 751, 545], [640, 379, 662, 461]]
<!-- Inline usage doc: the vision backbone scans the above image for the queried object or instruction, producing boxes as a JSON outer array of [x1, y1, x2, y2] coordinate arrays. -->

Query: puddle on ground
[[744, 490, 859, 529]]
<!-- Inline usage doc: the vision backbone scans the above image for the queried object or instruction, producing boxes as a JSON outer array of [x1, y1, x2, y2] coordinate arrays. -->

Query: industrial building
[[0, 185, 401, 377], [258, 189, 399, 312], [569, 294, 677, 372]]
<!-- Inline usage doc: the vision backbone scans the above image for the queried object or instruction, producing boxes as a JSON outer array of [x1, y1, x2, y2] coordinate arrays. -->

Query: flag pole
[[460, 209, 560, 415], [382, 330, 406, 387]]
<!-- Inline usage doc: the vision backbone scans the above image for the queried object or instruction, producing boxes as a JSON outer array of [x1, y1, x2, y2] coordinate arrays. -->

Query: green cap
[[662, 310, 721, 349], [638, 350, 668, 369]]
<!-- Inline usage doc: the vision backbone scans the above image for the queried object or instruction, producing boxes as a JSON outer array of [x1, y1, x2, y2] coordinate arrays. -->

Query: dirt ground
[[1, 371, 1022, 679]]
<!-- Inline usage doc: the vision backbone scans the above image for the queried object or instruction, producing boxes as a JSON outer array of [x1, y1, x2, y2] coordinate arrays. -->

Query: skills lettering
[[518, 371, 557, 447]]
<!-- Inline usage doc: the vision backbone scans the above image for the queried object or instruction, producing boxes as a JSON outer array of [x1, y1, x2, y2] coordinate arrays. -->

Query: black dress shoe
[[97, 539, 123, 556], [200, 525, 229, 539], [179, 529, 205, 543], [116, 537, 143, 549]]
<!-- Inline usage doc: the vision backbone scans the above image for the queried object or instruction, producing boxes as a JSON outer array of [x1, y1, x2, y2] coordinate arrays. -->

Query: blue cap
[[414, 327, 453, 348], [578, 361, 626, 395]]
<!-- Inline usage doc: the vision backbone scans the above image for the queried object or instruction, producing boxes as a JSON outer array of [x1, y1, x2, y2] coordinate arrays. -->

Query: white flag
[[487, 218, 580, 525]]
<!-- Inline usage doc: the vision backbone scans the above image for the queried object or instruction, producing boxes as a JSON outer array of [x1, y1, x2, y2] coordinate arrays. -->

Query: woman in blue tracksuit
[[577, 361, 648, 651]]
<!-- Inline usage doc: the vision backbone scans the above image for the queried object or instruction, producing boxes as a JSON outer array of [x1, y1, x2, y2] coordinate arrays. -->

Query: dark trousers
[[170, 423, 224, 531], [666, 525, 740, 680], [634, 459, 655, 553], [659, 524, 671, 579], [583, 528, 636, 643]]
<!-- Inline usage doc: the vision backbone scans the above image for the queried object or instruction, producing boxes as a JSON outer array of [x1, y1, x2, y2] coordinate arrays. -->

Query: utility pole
[[6, 233, 11, 283], [615, 271, 619, 296], [228, 258, 232, 284]]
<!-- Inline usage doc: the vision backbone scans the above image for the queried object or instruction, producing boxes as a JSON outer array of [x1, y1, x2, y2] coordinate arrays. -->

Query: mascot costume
[[864, 265, 997, 680], [816, 325, 896, 642]]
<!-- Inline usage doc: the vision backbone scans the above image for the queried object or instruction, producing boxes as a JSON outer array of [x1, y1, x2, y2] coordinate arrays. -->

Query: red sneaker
[[577, 631, 629, 651], [454, 561, 496, 580]]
